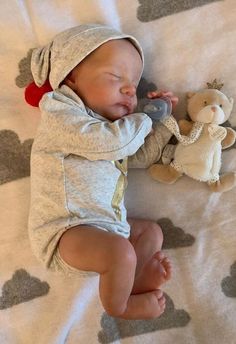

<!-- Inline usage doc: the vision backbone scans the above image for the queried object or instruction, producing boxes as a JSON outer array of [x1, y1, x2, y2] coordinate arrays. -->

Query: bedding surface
[[1, 0, 236, 343]]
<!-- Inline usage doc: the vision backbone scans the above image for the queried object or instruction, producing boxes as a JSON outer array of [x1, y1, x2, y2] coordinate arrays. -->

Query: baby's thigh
[[58, 225, 135, 274]]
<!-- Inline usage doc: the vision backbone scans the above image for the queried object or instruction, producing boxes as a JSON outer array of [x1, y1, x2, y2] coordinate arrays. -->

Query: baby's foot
[[120, 289, 166, 320], [132, 251, 172, 294]]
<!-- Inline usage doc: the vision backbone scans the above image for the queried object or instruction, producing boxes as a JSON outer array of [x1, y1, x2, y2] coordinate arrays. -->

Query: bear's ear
[[187, 92, 196, 99]]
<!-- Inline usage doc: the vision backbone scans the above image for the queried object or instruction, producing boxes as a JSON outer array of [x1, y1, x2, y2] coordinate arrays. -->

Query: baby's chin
[[104, 112, 125, 121], [102, 105, 132, 121]]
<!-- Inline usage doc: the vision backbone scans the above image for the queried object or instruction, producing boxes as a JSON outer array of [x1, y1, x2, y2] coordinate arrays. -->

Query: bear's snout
[[211, 106, 217, 113], [195, 104, 225, 124]]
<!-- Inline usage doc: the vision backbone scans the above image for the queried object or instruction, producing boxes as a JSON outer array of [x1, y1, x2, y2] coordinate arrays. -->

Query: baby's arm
[[128, 122, 172, 168], [128, 89, 178, 168], [37, 100, 152, 162]]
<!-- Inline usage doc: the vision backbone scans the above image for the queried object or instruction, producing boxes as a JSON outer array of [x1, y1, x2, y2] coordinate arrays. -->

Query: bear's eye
[[204, 101, 207, 106], [219, 104, 223, 108]]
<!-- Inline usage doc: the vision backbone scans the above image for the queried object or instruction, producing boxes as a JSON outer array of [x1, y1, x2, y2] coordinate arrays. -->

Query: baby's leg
[[58, 225, 165, 319], [128, 218, 172, 294]]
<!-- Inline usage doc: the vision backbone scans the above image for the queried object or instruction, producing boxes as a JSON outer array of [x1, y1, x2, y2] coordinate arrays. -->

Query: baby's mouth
[[118, 102, 133, 114]]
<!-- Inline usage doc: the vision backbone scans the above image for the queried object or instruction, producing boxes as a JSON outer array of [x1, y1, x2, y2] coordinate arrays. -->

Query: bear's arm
[[222, 127, 236, 149]]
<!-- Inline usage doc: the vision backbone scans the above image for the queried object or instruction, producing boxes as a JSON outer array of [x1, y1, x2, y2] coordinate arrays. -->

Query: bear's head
[[187, 89, 234, 124]]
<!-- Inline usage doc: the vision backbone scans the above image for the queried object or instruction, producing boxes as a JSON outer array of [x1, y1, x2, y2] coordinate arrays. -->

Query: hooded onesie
[[28, 24, 171, 275]]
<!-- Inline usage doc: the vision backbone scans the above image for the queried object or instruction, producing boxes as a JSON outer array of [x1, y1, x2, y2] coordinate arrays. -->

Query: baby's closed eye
[[107, 72, 121, 80]]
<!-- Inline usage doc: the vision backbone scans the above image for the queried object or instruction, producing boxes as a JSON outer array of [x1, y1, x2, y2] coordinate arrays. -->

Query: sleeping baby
[[28, 24, 178, 319]]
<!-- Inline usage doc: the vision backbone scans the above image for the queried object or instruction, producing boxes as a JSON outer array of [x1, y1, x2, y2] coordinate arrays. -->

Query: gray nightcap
[[31, 24, 144, 89]]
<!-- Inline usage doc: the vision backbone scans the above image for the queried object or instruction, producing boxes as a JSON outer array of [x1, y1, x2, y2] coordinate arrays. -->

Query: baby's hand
[[147, 90, 179, 109]]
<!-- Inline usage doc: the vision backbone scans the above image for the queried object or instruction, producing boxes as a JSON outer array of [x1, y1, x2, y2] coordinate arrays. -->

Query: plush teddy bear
[[148, 85, 236, 192]]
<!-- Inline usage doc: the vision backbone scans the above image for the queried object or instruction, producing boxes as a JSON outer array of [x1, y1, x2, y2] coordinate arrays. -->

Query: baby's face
[[65, 39, 143, 121]]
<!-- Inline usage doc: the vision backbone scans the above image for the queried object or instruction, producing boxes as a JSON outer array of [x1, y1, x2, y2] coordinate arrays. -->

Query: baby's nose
[[120, 84, 136, 97]]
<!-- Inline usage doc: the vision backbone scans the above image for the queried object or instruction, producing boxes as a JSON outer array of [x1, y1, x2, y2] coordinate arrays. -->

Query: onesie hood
[[31, 24, 144, 90]]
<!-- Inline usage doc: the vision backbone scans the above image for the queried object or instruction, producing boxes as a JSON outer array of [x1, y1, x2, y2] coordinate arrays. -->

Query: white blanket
[[1, 0, 236, 343]]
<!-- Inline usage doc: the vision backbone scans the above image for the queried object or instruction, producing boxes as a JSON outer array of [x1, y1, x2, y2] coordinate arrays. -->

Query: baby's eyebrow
[[101, 66, 120, 74]]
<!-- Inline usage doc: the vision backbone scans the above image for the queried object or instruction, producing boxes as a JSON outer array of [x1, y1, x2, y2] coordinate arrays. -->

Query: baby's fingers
[[171, 96, 179, 108], [147, 90, 173, 99], [147, 90, 163, 98]]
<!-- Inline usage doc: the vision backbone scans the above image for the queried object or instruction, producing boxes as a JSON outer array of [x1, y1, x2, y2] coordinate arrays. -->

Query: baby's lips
[[119, 102, 133, 114]]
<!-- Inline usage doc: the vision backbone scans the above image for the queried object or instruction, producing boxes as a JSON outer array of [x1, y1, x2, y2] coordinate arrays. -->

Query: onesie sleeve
[[128, 122, 172, 168], [34, 87, 152, 161]]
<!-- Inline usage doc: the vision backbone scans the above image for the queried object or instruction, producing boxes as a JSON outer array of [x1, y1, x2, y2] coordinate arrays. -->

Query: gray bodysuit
[[28, 85, 171, 273]]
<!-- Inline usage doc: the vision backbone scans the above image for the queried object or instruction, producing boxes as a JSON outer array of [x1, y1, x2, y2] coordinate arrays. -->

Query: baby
[[28, 24, 178, 320]]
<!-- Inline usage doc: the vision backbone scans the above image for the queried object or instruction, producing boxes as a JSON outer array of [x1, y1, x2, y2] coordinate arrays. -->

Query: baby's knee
[[111, 236, 137, 267]]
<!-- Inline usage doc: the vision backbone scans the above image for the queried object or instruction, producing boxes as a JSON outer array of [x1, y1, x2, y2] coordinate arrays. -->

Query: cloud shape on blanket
[[97, 293, 191, 343], [137, 77, 157, 99], [0, 130, 33, 185], [221, 261, 236, 298], [157, 218, 195, 249], [0, 269, 50, 309], [137, 0, 222, 22], [15, 49, 34, 88]]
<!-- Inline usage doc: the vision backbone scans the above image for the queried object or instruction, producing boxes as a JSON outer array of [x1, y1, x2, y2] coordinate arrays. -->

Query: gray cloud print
[[0, 130, 33, 185], [157, 218, 195, 249], [98, 293, 191, 343], [137, 77, 157, 99], [0, 269, 50, 309], [15, 49, 34, 88], [221, 261, 236, 298], [137, 0, 222, 22]]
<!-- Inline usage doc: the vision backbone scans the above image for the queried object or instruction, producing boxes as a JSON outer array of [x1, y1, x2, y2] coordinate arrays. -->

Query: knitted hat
[[31, 23, 144, 90]]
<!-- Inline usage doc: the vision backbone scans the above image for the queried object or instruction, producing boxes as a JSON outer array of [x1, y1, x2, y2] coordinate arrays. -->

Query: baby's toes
[[156, 291, 166, 313], [153, 251, 165, 262], [155, 288, 163, 299], [159, 295, 166, 307], [152, 289, 166, 314]]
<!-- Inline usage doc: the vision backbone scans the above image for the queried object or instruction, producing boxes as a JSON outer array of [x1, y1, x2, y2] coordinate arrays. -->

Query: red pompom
[[24, 80, 53, 107]]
